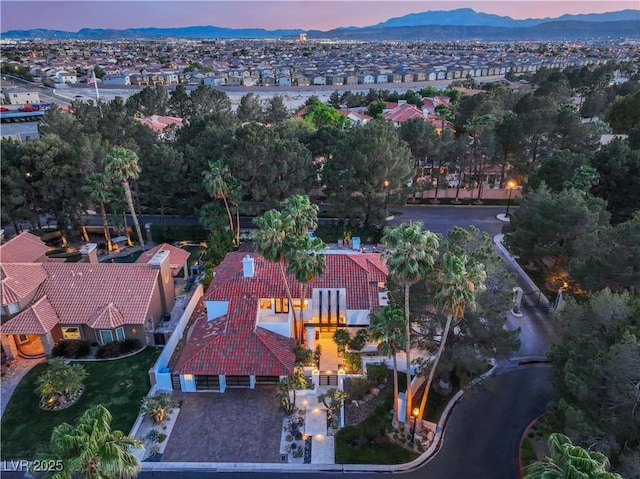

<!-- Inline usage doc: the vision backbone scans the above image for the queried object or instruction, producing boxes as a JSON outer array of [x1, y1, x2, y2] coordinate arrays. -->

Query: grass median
[[1, 347, 160, 459]]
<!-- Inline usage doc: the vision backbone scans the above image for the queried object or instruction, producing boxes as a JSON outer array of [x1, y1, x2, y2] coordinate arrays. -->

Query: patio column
[[40, 331, 54, 358], [305, 326, 315, 350], [219, 375, 226, 393], [311, 367, 320, 390], [0, 334, 19, 360]]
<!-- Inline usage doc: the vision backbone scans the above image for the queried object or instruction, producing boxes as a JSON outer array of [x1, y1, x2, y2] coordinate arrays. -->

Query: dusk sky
[[2, 1, 638, 32]]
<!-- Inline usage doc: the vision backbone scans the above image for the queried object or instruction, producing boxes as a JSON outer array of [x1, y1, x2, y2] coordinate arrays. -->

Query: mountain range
[[2, 8, 639, 40]]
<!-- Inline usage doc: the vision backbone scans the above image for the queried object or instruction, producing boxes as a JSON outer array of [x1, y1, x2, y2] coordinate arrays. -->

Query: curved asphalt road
[[133, 365, 554, 479]]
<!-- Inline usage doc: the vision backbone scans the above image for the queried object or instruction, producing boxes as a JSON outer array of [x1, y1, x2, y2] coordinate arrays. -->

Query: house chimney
[[242, 255, 254, 278], [80, 243, 98, 263], [150, 250, 175, 313]]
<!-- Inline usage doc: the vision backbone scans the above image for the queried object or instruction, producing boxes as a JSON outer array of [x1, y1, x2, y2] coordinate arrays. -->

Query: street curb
[[518, 416, 542, 479], [140, 362, 530, 474]]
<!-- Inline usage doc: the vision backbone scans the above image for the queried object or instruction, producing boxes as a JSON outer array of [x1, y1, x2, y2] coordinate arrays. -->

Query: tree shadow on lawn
[[1, 347, 160, 459]]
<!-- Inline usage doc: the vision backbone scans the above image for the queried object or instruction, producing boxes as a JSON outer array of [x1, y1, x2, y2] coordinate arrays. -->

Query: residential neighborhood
[[0, 5, 639, 478], [1, 37, 636, 90]]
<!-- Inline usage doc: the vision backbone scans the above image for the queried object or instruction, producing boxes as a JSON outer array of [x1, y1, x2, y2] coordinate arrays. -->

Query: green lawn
[[1, 347, 160, 459], [335, 391, 419, 464]]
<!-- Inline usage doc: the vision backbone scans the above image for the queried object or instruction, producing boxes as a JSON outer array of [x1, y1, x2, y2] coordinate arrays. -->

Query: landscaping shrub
[[141, 392, 179, 423], [96, 339, 143, 359], [150, 224, 209, 243], [366, 363, 389, 385], [349, 329, 369, 351], [314, 220, 383, 244], [348, 378, 373, 401], [96, 342, 121, 359], [343, 351, 362, 373], [119, 338, 142, 354], [293, 345, 314, 366], [51, 340, 91, 359]]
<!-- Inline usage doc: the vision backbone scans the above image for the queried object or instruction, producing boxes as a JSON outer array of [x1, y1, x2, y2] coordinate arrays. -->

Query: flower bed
[[39, 385, 85, 411]]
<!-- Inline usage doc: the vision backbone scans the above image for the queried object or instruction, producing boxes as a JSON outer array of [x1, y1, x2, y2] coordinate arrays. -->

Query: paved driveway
[[162, 387, 283, 463]]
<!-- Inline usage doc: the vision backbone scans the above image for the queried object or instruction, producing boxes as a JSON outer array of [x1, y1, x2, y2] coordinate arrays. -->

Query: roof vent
[[242, 255, 254, 278]]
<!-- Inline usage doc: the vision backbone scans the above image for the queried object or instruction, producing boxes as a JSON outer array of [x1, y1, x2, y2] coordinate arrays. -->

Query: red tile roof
[[41, 263, 159, 326], [0, 233, 164, 332], [291, 105, 308, 119], [174, 295, 297, 376], [175, 252, 387, 376], [383, 103, 425, 123], [0, 263, 48, 306], [205, 252, 387, 311], [87, 303, 126, 329], [425, 115, 455, 131], [135, 115, 185, 133], [136, 243, 191, 276], [2, 296, 59, 334], [0, 232, 49, 263]]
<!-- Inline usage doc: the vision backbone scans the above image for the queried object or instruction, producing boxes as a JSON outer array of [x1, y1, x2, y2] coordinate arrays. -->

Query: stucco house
[[135, 115, 187, 141], [4, 89, 40, 106], [0, 233, 177, 359], [172, 251, 388, 392]]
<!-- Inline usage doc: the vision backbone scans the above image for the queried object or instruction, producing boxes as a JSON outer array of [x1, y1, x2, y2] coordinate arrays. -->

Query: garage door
[[195, 375, 220, 391], [255, 375, 280, 386], [225, 375, 250, 387]]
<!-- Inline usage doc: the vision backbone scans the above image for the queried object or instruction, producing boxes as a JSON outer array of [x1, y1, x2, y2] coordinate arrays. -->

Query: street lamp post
[[383, 179, 390, 213], [410, 407, 420, 442], [505, 180, 516, 218]]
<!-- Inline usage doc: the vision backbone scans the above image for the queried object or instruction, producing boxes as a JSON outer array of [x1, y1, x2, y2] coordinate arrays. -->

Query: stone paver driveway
[[162, 387, 283, 463]]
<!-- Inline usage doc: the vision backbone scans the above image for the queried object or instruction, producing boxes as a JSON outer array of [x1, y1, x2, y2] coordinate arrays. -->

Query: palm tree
[[525, 433, 623, 479], [33, 404, 142, 479], [202, 160, 235, 241], [104, 147, 144, 250], [382, 222, 440, 423], [416, 252, 486, 424], [286, 235, 326, 343], [281, 195, 319, 236], [35, 358, 88, 406], [83, 173, 114, 252], [368, 306, 407, 425], [254, 210, 298, 337], [332, 328, 351, 356]]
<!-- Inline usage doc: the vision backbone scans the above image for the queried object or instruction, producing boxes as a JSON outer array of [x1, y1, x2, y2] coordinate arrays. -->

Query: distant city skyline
[[2, 1, 638, 32]]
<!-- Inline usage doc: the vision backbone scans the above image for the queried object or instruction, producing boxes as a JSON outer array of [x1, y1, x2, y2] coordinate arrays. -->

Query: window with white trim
[[115, 326, 125, 341], [99, 330, 113, 344], [8, 302, 20, 314]]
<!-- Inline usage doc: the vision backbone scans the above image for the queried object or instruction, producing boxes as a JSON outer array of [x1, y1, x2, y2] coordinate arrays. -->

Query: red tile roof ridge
[[87, 302, 126, 329], [0, 263, 48, 306], [1, 295, 60, 334], [0, 232, 49, 263], [41, 262, 159, 326], [135, 243, 191, 275]]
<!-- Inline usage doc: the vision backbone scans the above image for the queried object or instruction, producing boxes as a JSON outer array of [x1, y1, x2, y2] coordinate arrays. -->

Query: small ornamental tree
[[140, 392, 179, 424], [276, 366, 309, 416]]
